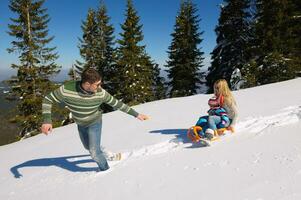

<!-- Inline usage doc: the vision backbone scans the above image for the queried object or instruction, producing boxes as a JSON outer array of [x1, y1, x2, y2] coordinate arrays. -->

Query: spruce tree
[[76, 2, 118, 95], [94, 1, 117, 94], [240, 0, 259, 88], [207, 0, 251, 92], [283, 0, 301, 77], [166, 0, 205, 97], [75, 9, 98, 73], [68, 64, 80, 81], [289, 0, 301, 60], [7, 0, 60, 135], [243, 0, 301, 86], [115, 0, 157, 105], [287, 0, 301, 60], [152, 63, 166, 100]]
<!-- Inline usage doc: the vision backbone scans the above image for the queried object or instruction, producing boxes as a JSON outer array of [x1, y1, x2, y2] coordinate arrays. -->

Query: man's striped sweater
[[42, 81, 139, 126]]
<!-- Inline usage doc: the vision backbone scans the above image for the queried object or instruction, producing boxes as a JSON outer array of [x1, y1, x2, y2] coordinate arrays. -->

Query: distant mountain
[[0, 84, 18, 145], [0, 69, 15, 82], [0, 68, 69, 82]]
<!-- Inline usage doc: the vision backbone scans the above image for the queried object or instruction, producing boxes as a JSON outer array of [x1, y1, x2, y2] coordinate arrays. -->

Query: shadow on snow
[[10, 154, 98, 178], [149, 128, 209, 148]]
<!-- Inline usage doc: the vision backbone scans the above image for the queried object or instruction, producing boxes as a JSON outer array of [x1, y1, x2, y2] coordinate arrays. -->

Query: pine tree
[[240, 0, 259, 88], [94, 1, 118, 94], [75, 9, 98, 73], [244, 0, 301, 86], [152, 63, 166, 100], [76, 2, 119, 95], [68, 64, 80, 81], [289, 0, 301, 60], [166, 0, 205, 97], [115, 0, 157, 105], [7, 0, 60, 135], [283, 0, 301, 76], [207, 0, 252, 92]]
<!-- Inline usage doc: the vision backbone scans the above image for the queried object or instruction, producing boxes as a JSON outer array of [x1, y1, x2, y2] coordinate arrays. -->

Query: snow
[[1, 78, 301, 200]]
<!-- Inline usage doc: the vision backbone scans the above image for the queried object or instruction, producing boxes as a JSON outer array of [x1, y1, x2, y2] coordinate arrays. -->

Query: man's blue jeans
[[77, 121, 109, 171]]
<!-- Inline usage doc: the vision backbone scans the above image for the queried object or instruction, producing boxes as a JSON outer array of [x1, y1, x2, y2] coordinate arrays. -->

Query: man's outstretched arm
[[41, 87, 65, 134], [102, 89, 149, 120]]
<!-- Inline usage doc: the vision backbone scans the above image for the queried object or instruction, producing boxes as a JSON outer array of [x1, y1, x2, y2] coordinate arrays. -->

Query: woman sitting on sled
[[188, 79, 238, 142]]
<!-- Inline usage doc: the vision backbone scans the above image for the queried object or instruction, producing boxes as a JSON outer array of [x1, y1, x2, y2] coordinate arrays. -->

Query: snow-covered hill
[[1, 78, 301, 200]]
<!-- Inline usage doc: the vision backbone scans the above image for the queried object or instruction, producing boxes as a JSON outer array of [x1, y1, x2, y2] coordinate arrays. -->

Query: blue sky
[[0, 0, 223, 81]]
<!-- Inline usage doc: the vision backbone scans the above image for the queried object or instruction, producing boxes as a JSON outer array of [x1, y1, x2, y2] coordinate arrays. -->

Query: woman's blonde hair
[[214, 79, 236, 106]]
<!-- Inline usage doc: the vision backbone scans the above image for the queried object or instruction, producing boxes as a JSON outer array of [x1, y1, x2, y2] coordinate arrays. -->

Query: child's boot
[[205, 129, 219, 141]]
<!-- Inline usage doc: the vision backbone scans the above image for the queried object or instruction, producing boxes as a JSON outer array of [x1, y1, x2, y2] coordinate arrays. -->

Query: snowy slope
[[1, 78, 301, 200]]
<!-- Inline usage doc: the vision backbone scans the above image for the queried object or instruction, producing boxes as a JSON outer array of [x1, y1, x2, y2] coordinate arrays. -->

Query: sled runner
[[187, 125, 233, 144]]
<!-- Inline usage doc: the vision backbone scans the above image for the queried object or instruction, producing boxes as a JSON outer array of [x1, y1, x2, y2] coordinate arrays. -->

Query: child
[[194, 107, 230, 141], [205, 79, 238, 140]]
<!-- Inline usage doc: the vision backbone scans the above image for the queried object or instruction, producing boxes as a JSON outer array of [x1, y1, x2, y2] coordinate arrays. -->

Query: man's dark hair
[[81, 68, 101, 84]]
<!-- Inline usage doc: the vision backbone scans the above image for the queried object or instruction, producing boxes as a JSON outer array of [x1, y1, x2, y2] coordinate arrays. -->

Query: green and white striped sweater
[[42, 81, 139, 126]]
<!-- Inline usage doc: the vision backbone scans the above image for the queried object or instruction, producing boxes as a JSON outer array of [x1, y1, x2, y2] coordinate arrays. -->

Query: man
[[41, 68, 148, 171]]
